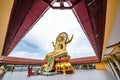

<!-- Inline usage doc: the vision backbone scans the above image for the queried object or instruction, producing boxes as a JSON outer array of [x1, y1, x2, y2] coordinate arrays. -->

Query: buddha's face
[[58, 37, 62, 41]]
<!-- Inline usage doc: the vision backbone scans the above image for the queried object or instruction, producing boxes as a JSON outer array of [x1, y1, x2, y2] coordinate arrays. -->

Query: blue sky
[[9, 8, 96, 59]]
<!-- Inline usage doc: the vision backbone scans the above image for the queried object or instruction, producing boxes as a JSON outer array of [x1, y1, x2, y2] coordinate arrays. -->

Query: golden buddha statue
[[46, 32, 73, 57], [43, 32, 74, 73]]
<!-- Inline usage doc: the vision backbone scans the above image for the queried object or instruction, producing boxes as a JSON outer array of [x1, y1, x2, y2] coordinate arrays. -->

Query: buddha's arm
[[66, 34, 74, 44], [62, 42, 66, 50]]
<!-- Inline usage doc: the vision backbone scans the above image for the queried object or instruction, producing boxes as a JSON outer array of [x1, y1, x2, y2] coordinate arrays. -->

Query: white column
[[112, 56, 120, 71], [105, 62, 115, 76], [108, 59, 120, 80]]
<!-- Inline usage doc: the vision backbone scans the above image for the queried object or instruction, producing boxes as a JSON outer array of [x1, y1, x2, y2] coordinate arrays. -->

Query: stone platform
[[2, 70, 118, 80]]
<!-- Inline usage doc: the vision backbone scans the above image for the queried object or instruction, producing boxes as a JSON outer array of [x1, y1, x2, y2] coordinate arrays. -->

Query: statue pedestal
[[54, 56, 74, 74]]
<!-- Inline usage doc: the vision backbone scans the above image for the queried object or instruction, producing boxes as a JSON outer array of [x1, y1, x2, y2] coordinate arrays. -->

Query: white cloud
[[9, 51, 44, 59], [9, 8, 96, 59]]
